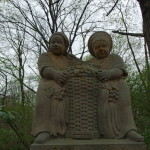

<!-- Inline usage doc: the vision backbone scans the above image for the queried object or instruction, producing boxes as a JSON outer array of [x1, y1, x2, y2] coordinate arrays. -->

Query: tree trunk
[[138, 0, 150, 58], [138, 0, 150, 108]]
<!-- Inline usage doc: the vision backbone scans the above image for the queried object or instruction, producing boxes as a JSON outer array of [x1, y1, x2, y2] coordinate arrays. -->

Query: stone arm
[[108, 68, 124, 80], [42, 67, 67, 86], [98, 54, 128, 82], [38, 52, 67, 86]]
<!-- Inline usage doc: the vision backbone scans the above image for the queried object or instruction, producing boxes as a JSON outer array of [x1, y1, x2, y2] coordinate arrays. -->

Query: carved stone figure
[[31, 31, 144, 145], [87, 31, 144, 142], [31, 32, 78, 144]]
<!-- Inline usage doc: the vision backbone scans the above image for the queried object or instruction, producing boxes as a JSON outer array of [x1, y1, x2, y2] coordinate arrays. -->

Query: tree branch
[[118, 6, 147, 91], [112, 30, 144, 37], [69, 0, 91, 51]]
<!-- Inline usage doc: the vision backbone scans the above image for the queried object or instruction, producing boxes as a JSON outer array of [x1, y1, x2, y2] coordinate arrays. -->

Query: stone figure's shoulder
[[38, 52, 53, 60], [109, 53, 124, 62], [39, 52, 50, 57], [37, 52, 53, 67], [86, 57, 96, 63], [110, 53, 122, 58]]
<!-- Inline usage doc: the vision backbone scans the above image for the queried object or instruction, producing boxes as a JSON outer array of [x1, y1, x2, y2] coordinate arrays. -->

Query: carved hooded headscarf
[[49, 32, 69, 54], [88, 31, 113, 57]]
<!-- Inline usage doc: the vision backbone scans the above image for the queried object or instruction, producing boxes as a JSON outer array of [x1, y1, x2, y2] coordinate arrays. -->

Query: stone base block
[[30, 138, 146, 150]]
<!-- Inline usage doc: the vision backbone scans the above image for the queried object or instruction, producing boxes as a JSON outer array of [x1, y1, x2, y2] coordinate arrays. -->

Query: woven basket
[[65, 75, 100, 139]]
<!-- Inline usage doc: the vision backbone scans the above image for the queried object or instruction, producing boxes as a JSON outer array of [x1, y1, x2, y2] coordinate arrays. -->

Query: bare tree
[[0, 0, 106, 55], [0, 71, 8, 106], [0, 23, 36, 106]]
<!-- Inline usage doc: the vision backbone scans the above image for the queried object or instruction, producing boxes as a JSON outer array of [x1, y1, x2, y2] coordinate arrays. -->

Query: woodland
[[0, 0, 150, 150]]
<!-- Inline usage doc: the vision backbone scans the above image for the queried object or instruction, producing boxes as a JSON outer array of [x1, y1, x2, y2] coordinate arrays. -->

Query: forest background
[[0, 0, 150, 150]]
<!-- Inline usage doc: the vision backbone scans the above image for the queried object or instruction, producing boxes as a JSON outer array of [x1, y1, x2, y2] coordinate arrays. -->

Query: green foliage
[[0, 129, 25, 150], [0, 102, 34, 150], [127, 70, 150, 150], [143, 129, 150, 150], [0, 109, 20, 124]]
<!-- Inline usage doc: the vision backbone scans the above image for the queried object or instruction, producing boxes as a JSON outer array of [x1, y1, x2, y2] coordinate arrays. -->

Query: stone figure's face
[[50, 35, 66, 55], [93, 40, 110, 59]]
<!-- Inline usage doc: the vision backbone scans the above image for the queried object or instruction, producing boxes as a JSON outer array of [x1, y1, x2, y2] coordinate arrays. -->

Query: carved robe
[[89, 54, 137, 138], [31, 52, 71, 136]]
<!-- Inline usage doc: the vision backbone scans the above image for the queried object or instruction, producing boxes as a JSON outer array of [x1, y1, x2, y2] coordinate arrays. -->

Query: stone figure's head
[[49, 32, 69, 56], [88, 31, 113, 59]]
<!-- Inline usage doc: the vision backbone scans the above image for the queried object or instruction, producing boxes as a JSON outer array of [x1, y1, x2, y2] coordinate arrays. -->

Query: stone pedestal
[[30, 138, 146, 150]]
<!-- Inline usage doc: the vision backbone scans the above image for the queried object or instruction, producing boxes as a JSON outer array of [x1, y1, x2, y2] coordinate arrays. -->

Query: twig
[[106, 0, 119, 16], [8, 123, 29, 150]]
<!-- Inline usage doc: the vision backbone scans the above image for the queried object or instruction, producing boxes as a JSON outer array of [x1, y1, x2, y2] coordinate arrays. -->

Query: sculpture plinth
[[30, 138, 146, 150]]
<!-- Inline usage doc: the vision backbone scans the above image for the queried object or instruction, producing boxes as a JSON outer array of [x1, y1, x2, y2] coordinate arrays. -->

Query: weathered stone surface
[[31, 31, 144, 144], [30, 138, 146, 150]]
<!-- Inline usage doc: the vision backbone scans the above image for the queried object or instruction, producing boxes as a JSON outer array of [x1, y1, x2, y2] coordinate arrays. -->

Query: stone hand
[[54, 71, 67, 86], [98, 69, 111, 82]]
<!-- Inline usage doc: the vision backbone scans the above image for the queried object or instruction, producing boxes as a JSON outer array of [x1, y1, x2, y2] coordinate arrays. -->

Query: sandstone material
[[31, 32, 78, 137], [31, 31, 144, 144], [30, 138, 146, 150]]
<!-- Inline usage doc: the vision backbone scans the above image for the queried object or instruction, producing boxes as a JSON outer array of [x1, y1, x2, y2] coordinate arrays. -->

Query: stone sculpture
[[87, 31, 144, 142], [31, 32, 79, 143], [31, 31, 144, 145]]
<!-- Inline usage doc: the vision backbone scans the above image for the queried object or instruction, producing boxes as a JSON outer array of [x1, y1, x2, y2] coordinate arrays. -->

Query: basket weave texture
[[64, 65, 101, 139]]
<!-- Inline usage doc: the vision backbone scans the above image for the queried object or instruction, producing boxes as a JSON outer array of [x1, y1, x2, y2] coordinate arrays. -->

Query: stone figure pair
[[31, 31, 144, 144]]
